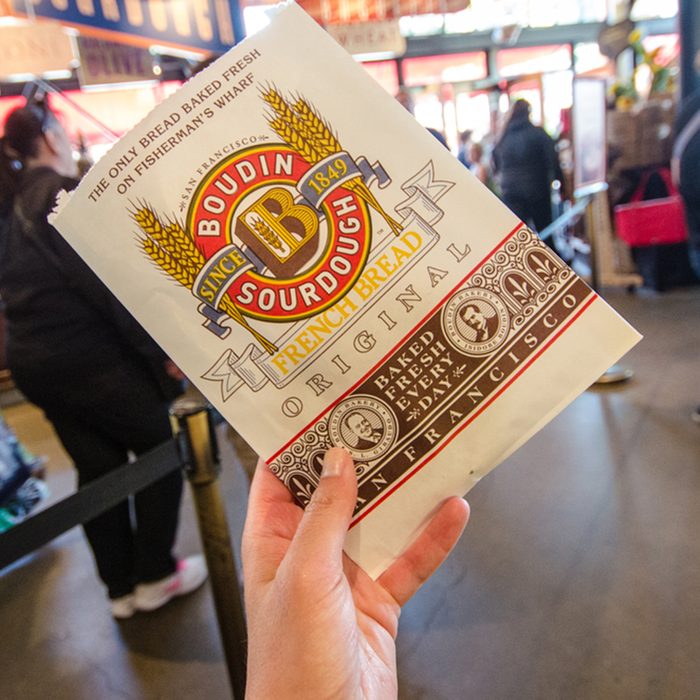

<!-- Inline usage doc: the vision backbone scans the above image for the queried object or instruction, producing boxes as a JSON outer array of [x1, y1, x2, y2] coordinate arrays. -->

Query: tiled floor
[[1, 287, 699, 699]]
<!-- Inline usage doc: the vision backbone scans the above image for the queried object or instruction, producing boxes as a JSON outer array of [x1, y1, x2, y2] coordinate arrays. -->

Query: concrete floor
[[1, 287, 699, 700]]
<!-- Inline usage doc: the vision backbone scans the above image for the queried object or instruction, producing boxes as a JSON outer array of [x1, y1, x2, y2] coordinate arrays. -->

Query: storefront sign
[[9, 0, 237, 53], [77, 36, 154, 86], [52, 4, 639, 578], [327, 20, 405, 57], [298, 0, 469, 24], [0, 21, 76, 79]]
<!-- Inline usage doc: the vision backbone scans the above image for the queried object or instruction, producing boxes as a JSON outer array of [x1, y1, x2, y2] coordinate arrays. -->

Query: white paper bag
[[52, 3, 641, 576]]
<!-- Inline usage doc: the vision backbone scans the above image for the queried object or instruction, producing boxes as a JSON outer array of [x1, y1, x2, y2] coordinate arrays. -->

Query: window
[[403, 52, 487, 86], [497, 45, 572, 78], [402, 0, 609, 36], [631, 0, 678, 20], [361, 60, 399, 96]]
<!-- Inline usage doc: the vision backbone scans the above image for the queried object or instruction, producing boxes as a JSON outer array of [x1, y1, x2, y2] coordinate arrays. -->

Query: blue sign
[[12, 0, 240, 54]]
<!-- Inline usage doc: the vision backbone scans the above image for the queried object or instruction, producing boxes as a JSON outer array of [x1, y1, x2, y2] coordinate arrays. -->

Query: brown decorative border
[[267, 227, 595, 519]]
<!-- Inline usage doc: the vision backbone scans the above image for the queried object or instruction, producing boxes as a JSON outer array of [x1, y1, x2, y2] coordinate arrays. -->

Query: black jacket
[[675, 90, 700, 203], [0, 166, 180, 401], [492, 118, 562, 201]]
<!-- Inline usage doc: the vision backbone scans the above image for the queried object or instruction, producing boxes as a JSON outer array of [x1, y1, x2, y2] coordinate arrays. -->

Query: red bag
[[614, 168, 688, 246]]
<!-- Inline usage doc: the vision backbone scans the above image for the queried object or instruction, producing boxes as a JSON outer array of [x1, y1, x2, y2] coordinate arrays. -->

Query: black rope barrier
[[0, 439, 181, 571], [0, 398, 245, 697]]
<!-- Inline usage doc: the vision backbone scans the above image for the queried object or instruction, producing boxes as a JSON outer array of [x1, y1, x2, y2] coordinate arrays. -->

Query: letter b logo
[[236, 187, 319, 277]]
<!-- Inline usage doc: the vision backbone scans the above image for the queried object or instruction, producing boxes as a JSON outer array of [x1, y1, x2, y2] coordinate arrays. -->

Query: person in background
[[395, 86, 415, 115], [672, 89, 700, 281], [393, 89, 449, 150], [671, 88, 700, 423], [457, 129, 473, 168], [0, 99, 207, 618], [0, 410, 48, 533], [242, 447, 469, 698], [427, 127, 449, 149], [492, 99, 564, 246], [468, 141, 493, 189]]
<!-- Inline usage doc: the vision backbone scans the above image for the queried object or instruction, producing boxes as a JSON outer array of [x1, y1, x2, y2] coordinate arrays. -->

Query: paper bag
[[52, 3, 641, 577]]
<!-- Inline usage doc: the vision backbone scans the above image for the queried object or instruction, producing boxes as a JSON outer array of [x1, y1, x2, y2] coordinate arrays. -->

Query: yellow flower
[[616, 95, 635, 111], [629, 29, 642, 43]]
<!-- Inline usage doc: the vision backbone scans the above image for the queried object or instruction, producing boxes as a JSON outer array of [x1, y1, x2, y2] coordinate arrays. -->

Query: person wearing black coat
[[673, 89, 700, 280], [0, 101, 206, 617], [672, 89, 700, 423], [492, 99, 563, 239]]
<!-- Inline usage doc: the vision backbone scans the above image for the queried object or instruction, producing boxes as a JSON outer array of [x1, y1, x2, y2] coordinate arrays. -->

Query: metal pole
[[169, 396, 246, 700]]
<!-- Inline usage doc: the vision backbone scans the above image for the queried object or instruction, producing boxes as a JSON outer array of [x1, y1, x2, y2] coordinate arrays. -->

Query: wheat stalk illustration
[[293, 98, 341, 153], [134, 208, 202, 274], [253, 218, 284, 250], [269, 117, 321, 163], [133, 205, 277, 354], [262, 87, 402, 235]]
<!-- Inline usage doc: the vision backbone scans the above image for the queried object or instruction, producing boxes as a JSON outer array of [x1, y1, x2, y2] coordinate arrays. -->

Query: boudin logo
[[132, 87, 397, 354], [188, 142, 375, 326]]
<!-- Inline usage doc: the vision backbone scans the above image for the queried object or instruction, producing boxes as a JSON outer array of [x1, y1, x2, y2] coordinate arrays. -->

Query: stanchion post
[[583, 191, 635, 385], [169, 396, 246, 700]]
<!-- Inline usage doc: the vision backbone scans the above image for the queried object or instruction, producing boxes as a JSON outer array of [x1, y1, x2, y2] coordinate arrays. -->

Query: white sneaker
[[111, 594, 136, 619], [134, 555, 208, 612]]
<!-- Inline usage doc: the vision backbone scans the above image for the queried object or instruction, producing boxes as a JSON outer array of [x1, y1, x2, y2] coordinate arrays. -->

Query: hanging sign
[[0, 21, 76, 79], [9, 0, 237, 53], [298, 0, 469, 24], [77, 36, 155, 86], [326, 20, 405, 57]]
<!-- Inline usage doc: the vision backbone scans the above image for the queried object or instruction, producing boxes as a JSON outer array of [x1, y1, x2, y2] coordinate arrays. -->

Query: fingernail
[[322, 447, 348, 478]]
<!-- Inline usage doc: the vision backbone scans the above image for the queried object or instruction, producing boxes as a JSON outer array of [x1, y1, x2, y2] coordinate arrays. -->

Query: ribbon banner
[[52, 3, 640, 578]]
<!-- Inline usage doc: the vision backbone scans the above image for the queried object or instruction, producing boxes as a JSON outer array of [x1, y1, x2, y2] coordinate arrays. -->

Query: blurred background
[[1, 1, 699, 698]]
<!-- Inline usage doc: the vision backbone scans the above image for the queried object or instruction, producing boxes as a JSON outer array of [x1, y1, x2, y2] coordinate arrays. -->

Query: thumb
[[288, 447, 357, 570]]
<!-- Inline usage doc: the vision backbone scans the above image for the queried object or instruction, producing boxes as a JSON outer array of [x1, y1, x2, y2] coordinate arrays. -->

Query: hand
[[242, 447, 469, 699]]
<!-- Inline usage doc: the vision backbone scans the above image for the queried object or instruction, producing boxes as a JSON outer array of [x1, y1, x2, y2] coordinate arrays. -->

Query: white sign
[[327, 20, 406, 57], [52, 4, 640, 577], [0, 21, 75, 79]]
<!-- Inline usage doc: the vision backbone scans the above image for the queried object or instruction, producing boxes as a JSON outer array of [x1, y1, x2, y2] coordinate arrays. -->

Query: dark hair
[[459, 303, 480, 319], [343, 410, 364, 431], [0, 100, 56, 215], [469, 141, 484, 159], [427, 127, 449, 149], [497, 98, 531, 143]]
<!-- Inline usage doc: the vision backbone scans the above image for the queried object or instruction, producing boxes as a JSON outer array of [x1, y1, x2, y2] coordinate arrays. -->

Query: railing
[[0, 395, 246, 699]]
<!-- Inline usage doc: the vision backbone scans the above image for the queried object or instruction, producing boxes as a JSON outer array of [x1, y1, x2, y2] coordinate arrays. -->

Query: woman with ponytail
[[0, 100, 206, 618]]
